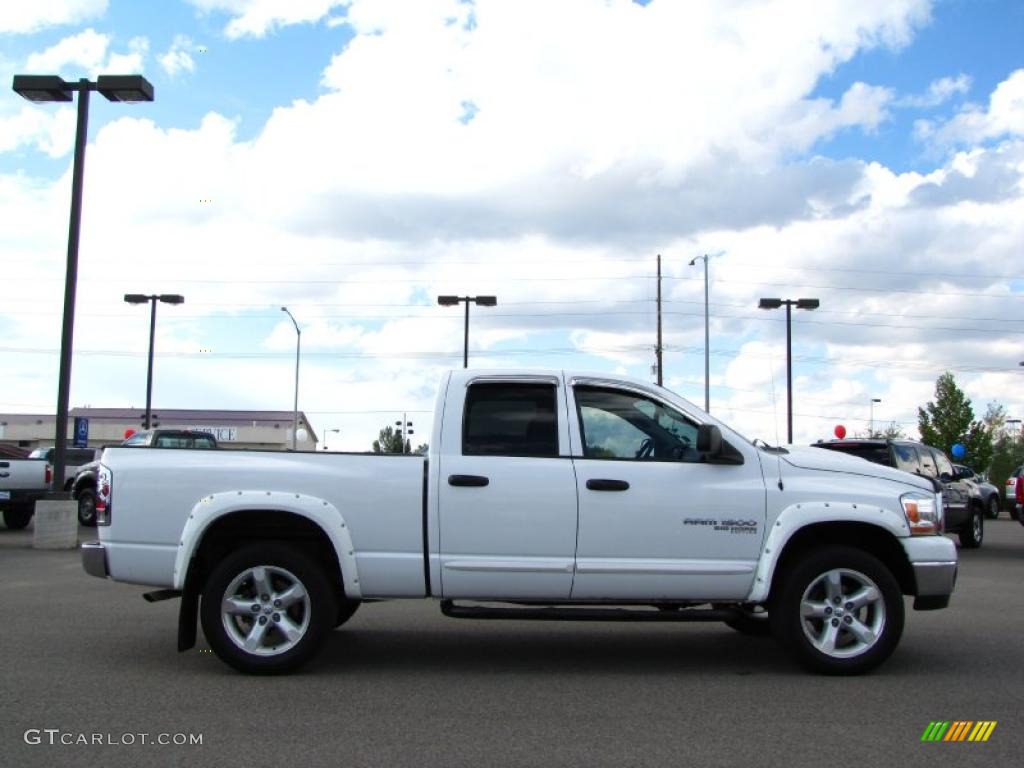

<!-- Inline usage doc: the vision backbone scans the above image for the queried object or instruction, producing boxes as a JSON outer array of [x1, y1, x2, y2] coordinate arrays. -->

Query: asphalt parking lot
[[2, 519, 1022, 768]]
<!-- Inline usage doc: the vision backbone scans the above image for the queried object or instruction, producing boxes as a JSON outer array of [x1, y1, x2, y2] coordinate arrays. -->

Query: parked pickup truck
[[0, 458, 51, 530], [82, 370, 958, 675]]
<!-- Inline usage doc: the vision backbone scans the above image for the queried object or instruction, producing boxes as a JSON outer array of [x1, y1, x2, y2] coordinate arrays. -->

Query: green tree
[[917, 372, 992, 470], [858, 421, 906, 439], [372, 425, 409, 454]]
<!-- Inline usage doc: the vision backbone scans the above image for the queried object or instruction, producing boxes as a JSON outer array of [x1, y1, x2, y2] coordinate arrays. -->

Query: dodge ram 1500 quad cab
[[82, 370, 957, 675]]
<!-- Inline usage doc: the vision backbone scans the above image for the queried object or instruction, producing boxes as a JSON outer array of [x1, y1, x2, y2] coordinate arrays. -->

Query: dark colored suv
[[813, 439, 983, 548]]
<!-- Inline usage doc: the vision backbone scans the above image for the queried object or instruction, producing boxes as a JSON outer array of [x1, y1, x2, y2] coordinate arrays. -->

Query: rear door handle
[[586, 479, 630, 492], [448, 474, 489, 487]]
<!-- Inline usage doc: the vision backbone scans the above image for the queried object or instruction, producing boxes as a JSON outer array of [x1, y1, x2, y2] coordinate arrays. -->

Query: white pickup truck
[[0, 458, 51, 530], [82, 370, 957, 675]]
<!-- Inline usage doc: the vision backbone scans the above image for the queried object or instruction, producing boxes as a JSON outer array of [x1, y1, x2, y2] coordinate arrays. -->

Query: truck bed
[[100, 448, 427, 594]]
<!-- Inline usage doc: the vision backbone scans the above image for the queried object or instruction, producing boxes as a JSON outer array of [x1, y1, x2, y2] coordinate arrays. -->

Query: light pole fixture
[[437, 295, 497, 368], [395, 415, 414, 455], [688, 254, 712, 412], [869, 398, 882, 437], [124, 294, 184, 431], [281, 307, 301, 450], [13, 73, 154, 493], [758, 297, 820, 444]]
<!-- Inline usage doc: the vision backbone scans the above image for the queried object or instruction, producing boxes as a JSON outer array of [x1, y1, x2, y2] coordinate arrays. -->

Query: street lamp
[[688, 254, 712, 412], [758, 297, 820, 444], [395, 415, 414, 454], [124, 294, 184, 430], [13, 73, 154, 493], [437, 295, 497, 368], [281, 307, 301, 450], [869, 398, 882, 436]]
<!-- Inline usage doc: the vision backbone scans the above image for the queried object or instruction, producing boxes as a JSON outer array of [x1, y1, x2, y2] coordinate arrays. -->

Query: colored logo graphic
[[921, 721, 996, 742]]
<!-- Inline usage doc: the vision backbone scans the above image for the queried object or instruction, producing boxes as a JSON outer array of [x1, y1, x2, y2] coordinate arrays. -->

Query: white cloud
[[0, 0, 107, 34], [918, 69, 1024, 145], [6, 0, 1024, 450], [186, 0, 349, 39], [24, 29, 149, 80], [158, 35, 196, 77], [896, 74, 971, 108]]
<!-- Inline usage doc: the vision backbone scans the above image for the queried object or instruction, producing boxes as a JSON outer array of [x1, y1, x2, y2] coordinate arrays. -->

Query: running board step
[[440, 599, 737, 622]]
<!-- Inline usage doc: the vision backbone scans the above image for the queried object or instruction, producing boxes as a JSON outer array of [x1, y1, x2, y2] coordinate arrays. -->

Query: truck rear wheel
[[770, 546, 903, 675], [3, 507, 32, 530], [77, 489, 97, 527], [199, 543, 337, 674]]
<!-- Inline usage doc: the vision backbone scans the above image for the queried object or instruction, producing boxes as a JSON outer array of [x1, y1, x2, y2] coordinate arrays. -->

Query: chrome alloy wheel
[[799, 568, 885, 659], [221, 565, 311, 656]]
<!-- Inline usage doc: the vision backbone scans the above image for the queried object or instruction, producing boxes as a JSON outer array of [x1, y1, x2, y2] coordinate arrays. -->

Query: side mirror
[[697, 424, 722, 457], [939, 472, 953, 483]]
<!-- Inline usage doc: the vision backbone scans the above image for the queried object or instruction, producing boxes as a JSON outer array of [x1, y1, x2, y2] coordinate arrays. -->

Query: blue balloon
[[951, 443, 966, 459]]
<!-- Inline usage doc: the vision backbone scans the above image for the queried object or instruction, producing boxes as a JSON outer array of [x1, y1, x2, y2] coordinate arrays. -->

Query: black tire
[[199, 543, 337, 674], [770, 546, 904, 675], [3, 507, 33, 530], [334, 598, 360, 628], [959, 507, 983, 549], [985, 496, 1000, 520], [722, 606, 772, 637], [77, 489, 97, 527]]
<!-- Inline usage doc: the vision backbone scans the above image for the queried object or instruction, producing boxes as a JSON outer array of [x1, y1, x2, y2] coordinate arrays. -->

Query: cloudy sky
[[1, 0, 1022, 452]]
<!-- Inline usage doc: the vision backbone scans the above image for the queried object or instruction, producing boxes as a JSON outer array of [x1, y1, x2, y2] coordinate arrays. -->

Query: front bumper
[[900, 535, 957, 611], [81, 540, 109, 579]]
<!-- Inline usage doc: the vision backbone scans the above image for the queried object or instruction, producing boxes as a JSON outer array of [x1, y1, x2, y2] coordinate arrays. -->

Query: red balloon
[[834, 425, 846, 439], [124, 428, 136, 439]]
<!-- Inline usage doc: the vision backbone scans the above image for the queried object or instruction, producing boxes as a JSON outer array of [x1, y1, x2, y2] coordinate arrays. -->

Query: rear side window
[[818, 443, 891, 466], [892, 444, 920, 473], [463, 383, 558, 457]]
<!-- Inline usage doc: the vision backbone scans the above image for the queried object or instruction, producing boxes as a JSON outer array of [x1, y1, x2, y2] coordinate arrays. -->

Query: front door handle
[[586, 479, 630, 492], [448, 474, 489, 487]]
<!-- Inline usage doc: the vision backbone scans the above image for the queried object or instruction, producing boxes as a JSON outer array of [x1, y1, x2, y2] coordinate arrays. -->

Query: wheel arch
[[748, 502, 914, 605], [173, 492, 360, 601]]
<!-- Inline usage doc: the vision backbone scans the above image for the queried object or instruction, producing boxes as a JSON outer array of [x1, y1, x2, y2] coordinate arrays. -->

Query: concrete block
[[33, 500, 78, 550]]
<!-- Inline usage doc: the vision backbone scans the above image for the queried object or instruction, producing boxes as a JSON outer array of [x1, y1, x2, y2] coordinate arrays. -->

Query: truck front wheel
[[199, 543, 337, 674], [770, 547, 904, 675]]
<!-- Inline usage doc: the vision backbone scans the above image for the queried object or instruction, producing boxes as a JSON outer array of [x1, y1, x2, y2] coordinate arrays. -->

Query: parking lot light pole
[[869, 397, 881, 436], [437, 295, 498, 368], [281, 307, 302, 450], [124, 294, 184, 430], [688, 254, 711, 412], [758, 297, 820, 444], [12, 74, 154, 493]]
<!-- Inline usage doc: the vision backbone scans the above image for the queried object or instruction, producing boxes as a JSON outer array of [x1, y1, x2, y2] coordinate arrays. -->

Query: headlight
[[901, 491, 942, 536]]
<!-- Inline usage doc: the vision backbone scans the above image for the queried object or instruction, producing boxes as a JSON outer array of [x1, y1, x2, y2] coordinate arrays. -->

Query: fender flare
[[171, 490, 362, 599], [746, 500, 908, 604]]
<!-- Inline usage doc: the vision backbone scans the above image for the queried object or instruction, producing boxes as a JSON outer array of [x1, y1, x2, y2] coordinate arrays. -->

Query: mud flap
[[177, 561, 200, 652]]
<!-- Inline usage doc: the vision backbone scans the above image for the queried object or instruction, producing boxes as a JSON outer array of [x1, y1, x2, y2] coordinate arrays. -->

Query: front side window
[[575, 387, 700, 461], [918, 448, 938, 478], [933, 450, 955, 478], [463, 383, 559, 457]]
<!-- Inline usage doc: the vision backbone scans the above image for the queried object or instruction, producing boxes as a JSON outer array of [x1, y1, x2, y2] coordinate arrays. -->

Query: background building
[[0, 408, 317, 452]]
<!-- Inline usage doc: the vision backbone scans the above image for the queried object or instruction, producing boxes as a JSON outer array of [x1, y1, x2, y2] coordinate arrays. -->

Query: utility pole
[[656, 254, 663, 386]]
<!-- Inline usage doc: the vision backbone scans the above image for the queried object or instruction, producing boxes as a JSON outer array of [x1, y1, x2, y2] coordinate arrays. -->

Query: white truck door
[[568, 382, 766, 600], [437, 375, 578, 600]]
